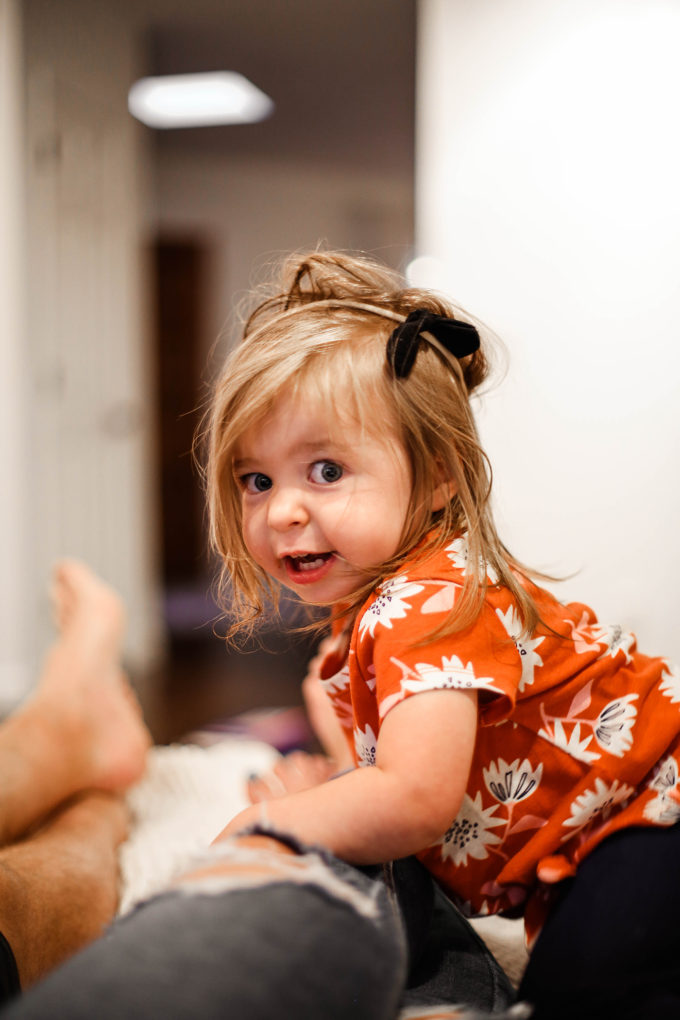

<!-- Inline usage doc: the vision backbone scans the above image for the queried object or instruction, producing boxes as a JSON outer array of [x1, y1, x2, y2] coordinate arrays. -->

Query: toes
[[50, 575, 74, 631]]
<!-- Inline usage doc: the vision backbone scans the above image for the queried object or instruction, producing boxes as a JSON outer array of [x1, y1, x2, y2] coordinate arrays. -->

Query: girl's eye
[[310, 460, 343, 484], [241, 472, 272, 494]]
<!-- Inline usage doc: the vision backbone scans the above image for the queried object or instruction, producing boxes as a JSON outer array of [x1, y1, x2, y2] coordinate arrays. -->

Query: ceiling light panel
[[128, 72, 274, 129]]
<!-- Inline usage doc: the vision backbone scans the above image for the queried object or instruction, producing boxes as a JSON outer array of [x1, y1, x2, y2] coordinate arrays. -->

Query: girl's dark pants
[[520, 822, 680, 1018]]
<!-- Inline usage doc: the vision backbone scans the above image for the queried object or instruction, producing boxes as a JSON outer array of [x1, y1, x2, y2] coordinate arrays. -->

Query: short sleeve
[[353, 574, 523, 726]]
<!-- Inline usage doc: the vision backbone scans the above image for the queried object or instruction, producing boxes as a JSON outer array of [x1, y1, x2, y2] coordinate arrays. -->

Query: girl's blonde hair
[[206, 250, 540, 640]]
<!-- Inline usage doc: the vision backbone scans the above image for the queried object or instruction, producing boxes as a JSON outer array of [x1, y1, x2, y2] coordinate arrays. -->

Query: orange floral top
[[317, 536, 680, 944]]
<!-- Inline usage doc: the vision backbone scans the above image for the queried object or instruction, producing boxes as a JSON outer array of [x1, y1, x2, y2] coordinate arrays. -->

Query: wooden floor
[[138, 629, 318, 746]]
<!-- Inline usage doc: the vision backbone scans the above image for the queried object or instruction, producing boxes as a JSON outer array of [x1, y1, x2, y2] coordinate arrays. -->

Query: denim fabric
[[1, 833, 516, 1019], [402, 878, 515, 1014]]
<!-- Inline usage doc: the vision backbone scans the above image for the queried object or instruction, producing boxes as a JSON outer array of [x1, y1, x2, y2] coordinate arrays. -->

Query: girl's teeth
[[297, 556, 325, 571], [290, 554, 330, 572]]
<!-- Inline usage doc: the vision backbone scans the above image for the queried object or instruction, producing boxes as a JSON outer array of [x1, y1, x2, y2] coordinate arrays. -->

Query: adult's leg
[[520, 824, 680, 1018], [1, 833, 409, 1020], [0, 561, 149, 845], [2, 834, 519, 1020], [0, 561, 150, 994], [0, 793, 128, 990], [402, 879, 516, 1016]]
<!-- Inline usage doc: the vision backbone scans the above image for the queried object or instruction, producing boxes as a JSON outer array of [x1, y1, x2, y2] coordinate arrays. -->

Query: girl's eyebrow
[[294, 438, 347, 455]]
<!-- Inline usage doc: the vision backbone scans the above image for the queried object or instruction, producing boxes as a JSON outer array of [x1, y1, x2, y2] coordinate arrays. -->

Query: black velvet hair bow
[[386, 309, 480, 379]]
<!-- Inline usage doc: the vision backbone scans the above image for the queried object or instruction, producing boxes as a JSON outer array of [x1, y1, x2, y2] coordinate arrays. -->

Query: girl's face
[[233, 391, 413, 605]]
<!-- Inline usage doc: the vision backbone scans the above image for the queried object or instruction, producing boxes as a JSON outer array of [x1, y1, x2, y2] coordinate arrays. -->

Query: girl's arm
[[301, 656, 355, 769], [216, 688, 477, 864]]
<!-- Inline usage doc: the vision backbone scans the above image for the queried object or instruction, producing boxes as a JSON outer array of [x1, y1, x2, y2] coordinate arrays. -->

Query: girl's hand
[[215, 802, 260, 842], [215, 688, 478, 864], [247, 751, 341, 803]]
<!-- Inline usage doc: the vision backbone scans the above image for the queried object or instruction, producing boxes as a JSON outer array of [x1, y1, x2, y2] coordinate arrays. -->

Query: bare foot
[[50, 558, 126, 665], [31, 560, 151, 792]]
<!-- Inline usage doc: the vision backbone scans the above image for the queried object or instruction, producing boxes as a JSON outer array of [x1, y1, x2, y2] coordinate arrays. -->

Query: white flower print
[[445, 536, 499, 584], [644, 756, 680, 825], [354, 723, 379, 767], [358, 576, 424, 640], [649, 755, 679, 795], [319, 665, 350, 696], [438, 792, 504, 867], [398, 655, 497, 694], [591, 623, 634, 664], [537, 718, 600, 765], [644, 758, 680, 828], [496, 605, 545, 692], [561, 777, 634, 840], [538, 682, 637, 764], [483, 758, 543, 805], [446, 536, 470, 572], [659, 661, 680, 705], [644, 797, 680, 825], [593, 695, 638, 757]]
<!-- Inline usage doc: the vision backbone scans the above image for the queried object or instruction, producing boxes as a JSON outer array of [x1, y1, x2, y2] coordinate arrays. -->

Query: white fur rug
[[119, 741, 528, 986], [118, 739, 278, 915]]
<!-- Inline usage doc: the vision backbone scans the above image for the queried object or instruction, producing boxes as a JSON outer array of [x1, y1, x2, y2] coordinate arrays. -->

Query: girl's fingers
[[246, 772, 286, 803], [247, 753, 337, 803]]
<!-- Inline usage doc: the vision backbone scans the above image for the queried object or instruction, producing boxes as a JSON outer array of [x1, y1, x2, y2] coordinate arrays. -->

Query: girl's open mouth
[[283, 552, 336, 584]]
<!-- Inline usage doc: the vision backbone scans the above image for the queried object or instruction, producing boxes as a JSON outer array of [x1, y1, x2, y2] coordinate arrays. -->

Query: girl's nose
[[266, 487, 310, 531]]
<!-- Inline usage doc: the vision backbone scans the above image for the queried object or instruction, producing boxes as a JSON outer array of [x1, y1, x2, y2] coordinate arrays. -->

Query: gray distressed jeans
[[1, 830, 519, 1019]]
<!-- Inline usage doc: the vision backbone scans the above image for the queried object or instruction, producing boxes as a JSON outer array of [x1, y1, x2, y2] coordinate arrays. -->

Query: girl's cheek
[[240, 515, 258, 557], [242, 513, 270, 568]]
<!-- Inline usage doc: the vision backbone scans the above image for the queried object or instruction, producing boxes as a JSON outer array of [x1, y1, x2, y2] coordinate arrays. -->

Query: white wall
[[19, 0, 163, 686], [155, 152, 414, 370], [417, 0, 680, 659], [0, 0, 31, 705]]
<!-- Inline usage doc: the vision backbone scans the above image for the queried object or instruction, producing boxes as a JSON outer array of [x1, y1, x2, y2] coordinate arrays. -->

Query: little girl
[[207, 251, 680, 1018]]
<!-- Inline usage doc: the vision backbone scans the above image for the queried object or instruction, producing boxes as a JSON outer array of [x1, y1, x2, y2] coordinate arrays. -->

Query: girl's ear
[[430, 480, 456, 512], [430, 463, 456, 512]]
